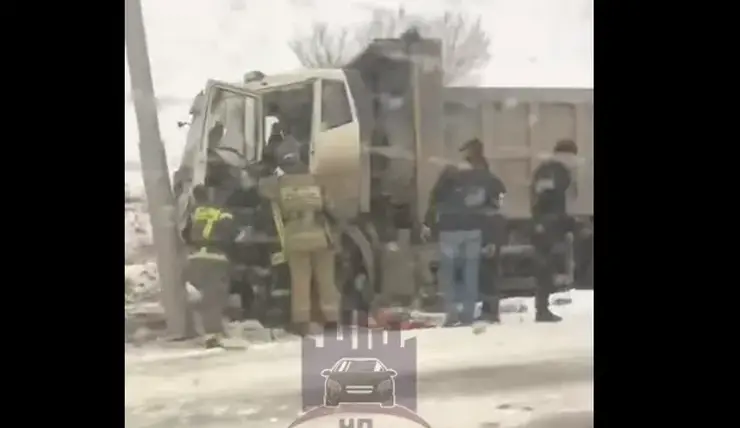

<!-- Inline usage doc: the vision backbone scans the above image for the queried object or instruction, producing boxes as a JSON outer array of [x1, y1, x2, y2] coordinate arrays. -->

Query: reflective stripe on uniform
[[188, 247, 228, 262], [193, 207, 233, 240], [270, 201, 286, 265], [270, 252, 285, 266], [270, 199, 334, 260]]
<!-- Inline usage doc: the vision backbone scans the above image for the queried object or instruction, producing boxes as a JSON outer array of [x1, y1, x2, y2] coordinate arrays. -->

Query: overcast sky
[[125, 0, 593, 185]]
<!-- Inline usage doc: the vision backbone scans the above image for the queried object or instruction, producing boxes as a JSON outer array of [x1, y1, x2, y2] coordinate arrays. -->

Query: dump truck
[[173, 36, 593, 321]]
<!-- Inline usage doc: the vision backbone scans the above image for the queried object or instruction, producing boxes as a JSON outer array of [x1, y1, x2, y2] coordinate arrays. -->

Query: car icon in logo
[[321, 357, 398, 408]]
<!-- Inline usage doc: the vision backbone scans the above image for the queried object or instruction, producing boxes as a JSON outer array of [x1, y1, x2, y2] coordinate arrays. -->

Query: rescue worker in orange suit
[[530, 140, 579, 322], [260, 133, 340, 336], [182, 159, 241, 347]]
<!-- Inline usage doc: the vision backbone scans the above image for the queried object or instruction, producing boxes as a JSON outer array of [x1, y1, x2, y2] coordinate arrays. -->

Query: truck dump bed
[[443, 87, 594, 219]]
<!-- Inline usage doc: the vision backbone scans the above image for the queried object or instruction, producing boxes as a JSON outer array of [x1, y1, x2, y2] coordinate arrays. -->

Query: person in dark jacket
[[422, 139, 506, 326], [225, 173, 265, 322], [461, 139, 507, 323], [182, 159, 242, 347], [530, 139, 579, 322]]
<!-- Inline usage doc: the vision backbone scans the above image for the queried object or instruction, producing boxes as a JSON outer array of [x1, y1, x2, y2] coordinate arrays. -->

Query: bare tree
[[288, 7, 491, 84], [288, 23, 353, 68]]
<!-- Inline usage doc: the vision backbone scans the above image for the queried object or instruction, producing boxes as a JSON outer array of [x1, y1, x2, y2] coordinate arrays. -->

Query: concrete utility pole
[[125, 0, 195, 339]]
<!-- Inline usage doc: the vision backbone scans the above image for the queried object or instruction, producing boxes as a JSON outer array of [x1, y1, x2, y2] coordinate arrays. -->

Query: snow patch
[[125, 262, 160, 303], [125, 188, 154, 266], [125, 184, 162, 312]]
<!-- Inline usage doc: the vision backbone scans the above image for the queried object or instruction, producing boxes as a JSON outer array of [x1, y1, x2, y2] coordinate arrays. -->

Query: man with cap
[[530, 139, 579, 322], [460, 138, 508, 323], [422, 138, 506, 326]]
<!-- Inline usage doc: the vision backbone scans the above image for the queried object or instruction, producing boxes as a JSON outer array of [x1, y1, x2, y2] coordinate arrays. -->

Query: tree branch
[[287, 6, 491, 84]]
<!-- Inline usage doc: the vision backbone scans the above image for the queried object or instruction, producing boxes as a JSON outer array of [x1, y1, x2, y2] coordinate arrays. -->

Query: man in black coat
[[530, 139, 579, 322], [422, 138, 506, 325], [460, 139, 507, 323], [182, 160, 242, 347]]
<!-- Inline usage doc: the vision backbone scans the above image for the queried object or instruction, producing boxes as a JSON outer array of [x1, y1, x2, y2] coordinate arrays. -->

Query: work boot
[[535, 289, 561, 323], [443, 320, 464, 328], [535, 309, 562, 323], [481, 313, 500, 323], [203, 334, 223, 349], [482, 297, 501, 323], [442, 311, 460, 328], [443, 313, 468, 327]]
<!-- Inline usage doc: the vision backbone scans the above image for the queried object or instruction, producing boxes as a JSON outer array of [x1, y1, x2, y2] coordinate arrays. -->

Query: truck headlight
[[377, 380, 392, 392]]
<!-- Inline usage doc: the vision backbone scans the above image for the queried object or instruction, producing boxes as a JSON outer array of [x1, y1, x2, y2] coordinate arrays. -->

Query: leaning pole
[[125, 0, 195, 339]]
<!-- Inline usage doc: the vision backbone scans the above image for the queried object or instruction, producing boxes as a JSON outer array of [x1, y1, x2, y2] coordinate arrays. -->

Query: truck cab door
[[310, 78, 362, 218], [310, 79, 361, 176], [193, 79, 262, 188]]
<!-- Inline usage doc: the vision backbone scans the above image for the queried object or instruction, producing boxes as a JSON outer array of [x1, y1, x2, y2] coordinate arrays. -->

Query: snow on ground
[[125, 187, 160, 307], [127, 382, 592, 428], [125, 189, 152, 260], [126, 321, 592, 407], [125, 290, 592, 367], [125, 299, 593, 427]]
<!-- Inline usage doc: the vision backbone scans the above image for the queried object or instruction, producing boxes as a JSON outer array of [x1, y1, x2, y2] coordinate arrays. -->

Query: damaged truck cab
[[174, 68, 383, 322], [180, 70, 369, 219]]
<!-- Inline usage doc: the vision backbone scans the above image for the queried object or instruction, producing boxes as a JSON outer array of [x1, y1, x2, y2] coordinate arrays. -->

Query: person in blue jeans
[[422, 139, 506, 325]]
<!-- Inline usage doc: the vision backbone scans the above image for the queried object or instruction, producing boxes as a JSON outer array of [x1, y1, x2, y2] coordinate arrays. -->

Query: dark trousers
[[479, 258, 500, 320], [532, 215, 572, 313], [480, 213, 506, 320], [185, 256, 231, 335], [230, 278, 254, 320], [533, 247, 557, 312]]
